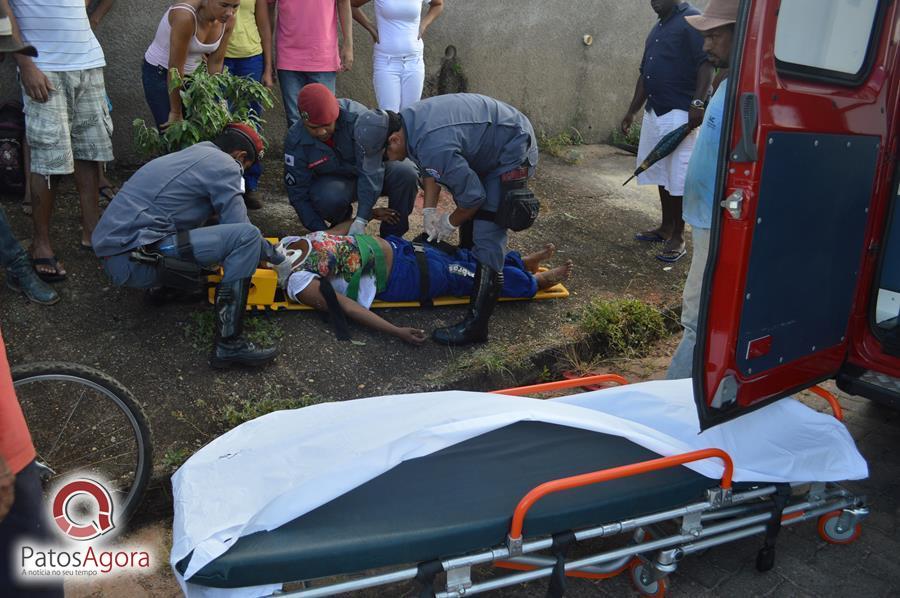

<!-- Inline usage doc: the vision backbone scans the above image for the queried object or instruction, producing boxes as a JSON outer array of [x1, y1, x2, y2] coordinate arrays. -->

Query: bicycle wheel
[[11, 362, 153, 524]]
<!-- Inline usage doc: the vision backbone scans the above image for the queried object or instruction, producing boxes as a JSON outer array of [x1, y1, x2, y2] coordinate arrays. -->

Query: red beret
[[226, 122, 265, 160], [298, 83, 339, 125]]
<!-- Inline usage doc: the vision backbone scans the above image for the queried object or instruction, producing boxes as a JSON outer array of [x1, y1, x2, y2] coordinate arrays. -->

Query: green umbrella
[[623, 123, 692, 186]]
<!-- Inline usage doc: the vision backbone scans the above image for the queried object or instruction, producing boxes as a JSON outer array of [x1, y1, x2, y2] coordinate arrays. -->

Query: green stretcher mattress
[[178, 421, 714, 589]]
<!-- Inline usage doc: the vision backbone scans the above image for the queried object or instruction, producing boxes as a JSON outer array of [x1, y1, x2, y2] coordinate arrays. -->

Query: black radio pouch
[[495, 187, 540, 231]]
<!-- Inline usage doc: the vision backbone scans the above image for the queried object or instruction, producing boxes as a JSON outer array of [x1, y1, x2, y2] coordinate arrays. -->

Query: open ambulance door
[[694, 0, 900, 429]]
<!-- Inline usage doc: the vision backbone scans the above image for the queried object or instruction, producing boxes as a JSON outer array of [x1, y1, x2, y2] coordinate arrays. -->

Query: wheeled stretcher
[[171, 377, 868, 597]]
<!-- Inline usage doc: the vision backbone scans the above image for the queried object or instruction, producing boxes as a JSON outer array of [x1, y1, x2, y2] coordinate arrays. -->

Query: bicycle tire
[[11, 361, 153, 525]]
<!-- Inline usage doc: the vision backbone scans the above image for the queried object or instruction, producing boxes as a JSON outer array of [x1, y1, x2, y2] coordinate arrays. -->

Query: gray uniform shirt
[[400, 93, 539, 210], [92, 142, 249, 257]]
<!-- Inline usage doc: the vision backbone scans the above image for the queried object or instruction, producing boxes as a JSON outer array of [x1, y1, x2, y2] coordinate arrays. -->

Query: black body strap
[[756, 484, 792, 572], [415, 559, 444, 598], [412, 242, 433, 308], [546, 530, 576, 597], [317, 277, 352, 341]]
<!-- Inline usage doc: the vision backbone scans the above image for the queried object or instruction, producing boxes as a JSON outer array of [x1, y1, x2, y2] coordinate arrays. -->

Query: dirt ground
[[3, 145, 898, 597], [0, 144, 687, 471]]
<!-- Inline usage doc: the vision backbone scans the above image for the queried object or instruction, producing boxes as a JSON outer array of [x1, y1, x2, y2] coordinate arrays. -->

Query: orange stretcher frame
[[492, 375, 843, 541], [207, 239, 569, 311]]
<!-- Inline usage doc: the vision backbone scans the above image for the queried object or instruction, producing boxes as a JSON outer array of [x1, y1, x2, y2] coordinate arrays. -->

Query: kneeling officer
[[283, 83, 418, 236], [92, 124, 289, 369], [356, 93, 540, 345]]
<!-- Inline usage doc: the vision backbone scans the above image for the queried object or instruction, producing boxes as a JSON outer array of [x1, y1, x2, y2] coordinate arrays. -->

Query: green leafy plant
[[611, 121, 642, 148], [133, 64, 274, 156], [538, 127, 585, 164], [580, 298, 667, 358]]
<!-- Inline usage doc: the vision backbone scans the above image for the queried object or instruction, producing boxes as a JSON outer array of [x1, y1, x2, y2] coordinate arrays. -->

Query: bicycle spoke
[[49, 440, 138, 472], [35, 384, 89, 461], [46, 421, 138, 453]]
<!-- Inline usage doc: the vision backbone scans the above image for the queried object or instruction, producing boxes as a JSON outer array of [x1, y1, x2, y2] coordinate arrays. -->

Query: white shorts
[[636, 108, 698, 196]]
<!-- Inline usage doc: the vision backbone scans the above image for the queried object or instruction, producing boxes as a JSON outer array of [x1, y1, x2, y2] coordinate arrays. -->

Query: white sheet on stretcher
[[171, 379, 867, 597]]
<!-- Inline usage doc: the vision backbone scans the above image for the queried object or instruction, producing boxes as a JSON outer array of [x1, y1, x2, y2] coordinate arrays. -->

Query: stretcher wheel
[[817, 511, 862, 545], [629, 561, 667, 597]]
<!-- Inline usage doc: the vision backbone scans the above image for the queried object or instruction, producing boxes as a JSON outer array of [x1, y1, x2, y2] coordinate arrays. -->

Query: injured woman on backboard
[[276, 212, 573, 345]]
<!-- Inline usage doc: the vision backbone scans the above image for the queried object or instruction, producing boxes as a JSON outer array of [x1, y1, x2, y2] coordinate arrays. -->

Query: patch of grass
[[538, 127, 585, 164], [218, 394, 321, 428], [611, 121, 642, 148], [184, 311, 283, 351], [161, 446, 192, 473], [580, 298, 667, 358], [449, 343, 532, 381]]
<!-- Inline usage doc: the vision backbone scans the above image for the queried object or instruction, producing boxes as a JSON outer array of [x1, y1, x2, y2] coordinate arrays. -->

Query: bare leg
[[662, 194, 685, 252], [637, 187, 673, 240], [74, 159, 100, 248], [30, 172, 67, 277], [521, 243, 556, 273], [535, 260, 573, 290]]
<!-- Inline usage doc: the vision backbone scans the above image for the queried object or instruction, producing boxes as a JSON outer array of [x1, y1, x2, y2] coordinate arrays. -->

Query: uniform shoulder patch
[[284, 172, 296, 186], [285, 154, 295, 167]]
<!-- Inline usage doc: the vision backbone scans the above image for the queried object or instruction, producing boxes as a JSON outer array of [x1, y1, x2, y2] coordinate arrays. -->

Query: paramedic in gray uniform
[[92, 124, 288, 369], [356, 93, 540, 346], [283, 83, 418, 236]]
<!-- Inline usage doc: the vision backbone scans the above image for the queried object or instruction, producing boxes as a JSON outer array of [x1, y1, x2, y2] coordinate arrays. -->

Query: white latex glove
[[271, 244, 295, 289], [348, 217, 368, 236], [428, 212, 458, 243], [423, 207, 438, 240]]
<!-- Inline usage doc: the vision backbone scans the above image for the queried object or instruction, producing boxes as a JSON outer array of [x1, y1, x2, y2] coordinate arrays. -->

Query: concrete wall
[[0, 0, 707, 165]]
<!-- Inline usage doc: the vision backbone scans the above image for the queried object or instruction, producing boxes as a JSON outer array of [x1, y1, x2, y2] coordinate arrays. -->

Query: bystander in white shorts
[[636, 108, 698, 197]]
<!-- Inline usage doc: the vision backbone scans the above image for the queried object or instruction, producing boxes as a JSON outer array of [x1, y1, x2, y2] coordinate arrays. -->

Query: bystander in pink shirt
[[268, 0, 340, 72]]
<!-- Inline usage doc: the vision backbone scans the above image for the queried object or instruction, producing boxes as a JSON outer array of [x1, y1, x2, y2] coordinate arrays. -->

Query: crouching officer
[[283, 83, 418, 236], [356, 93, 540, 346], [92, 124, 290, 369]]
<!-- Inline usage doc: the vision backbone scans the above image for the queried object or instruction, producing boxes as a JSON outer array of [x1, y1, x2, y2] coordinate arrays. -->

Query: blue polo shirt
[[640, 2, 708, 116], [683, 80, 727, 229]]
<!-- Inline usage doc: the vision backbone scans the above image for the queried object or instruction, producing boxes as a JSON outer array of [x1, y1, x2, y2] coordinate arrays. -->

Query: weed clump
[[580, 298, 667, 358], [538, 127, 584, 164], [219, 394, 321, 428], [184, 311, 283, 351]]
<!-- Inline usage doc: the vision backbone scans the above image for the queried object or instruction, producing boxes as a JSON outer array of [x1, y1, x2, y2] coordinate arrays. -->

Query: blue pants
[[141, 60, 172, 129], [102, 224, 278, 288], [304, 159, 419, 237], [378, 237, 538, 301], [223, 55, 264, 191], [0, 206, 28, 270], [277, 70, 336, 129]]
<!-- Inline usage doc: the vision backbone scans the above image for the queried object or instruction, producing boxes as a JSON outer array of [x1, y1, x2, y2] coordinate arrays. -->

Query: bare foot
[[522, 243, 556, 273], [535, 260, 573, 290]]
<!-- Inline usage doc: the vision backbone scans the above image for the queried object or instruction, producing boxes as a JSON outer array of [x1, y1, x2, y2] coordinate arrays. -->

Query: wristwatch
[[691, 99, 706, 110]]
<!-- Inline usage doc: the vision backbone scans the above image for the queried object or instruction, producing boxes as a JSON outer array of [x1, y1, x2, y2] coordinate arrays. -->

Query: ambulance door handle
[[731, 93, 759, 162]]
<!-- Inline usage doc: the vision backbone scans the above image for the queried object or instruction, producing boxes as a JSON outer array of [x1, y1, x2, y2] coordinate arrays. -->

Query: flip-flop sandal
[[99, 185, 118, 202], [32, 256, 67, 283], [656, 248, 687, 263], [635, 230, 667, 243]]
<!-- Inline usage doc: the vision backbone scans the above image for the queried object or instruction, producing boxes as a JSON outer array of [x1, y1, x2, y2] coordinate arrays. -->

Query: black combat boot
[[6, 254, 59, 305], [210, 279, 277, 369], [432, 262, 502, 346]]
